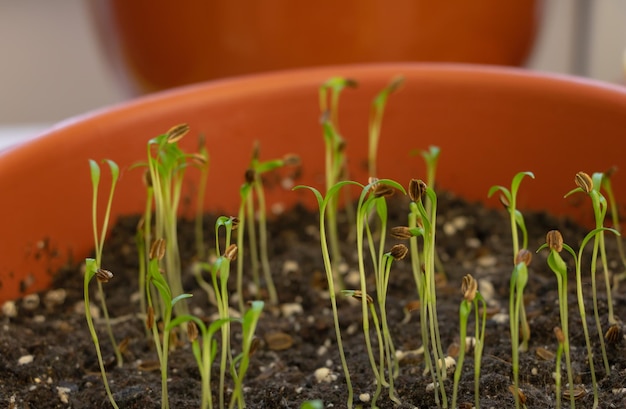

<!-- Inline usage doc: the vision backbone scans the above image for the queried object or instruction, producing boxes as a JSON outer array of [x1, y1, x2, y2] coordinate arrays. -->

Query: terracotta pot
[[91, 0, 539, 93], [2, 63, 626, 304]]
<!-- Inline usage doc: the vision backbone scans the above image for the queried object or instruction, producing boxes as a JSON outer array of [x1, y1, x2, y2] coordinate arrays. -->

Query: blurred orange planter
[[91, 0, 538, 93], [2, 63, 626, 304]]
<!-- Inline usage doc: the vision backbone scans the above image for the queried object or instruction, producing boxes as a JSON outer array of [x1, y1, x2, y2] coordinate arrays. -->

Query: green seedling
[[509, 249, 531, 409], [229, 300, 264, 409], [553, 327, 565, 409], [319, 77, 357, 290], [601, 167, 626, 293], [294, 180, 361, 409], [85, 159, 121, 409], [143, 124, 198, 320], [300, 400, 323, 409], [566, 171, 613, 375], [546, 226, 618, 409], [146, 238, 193, 409], [537, 230, 576, 409], [194, 134, 210, 260], [488, 171, 534, 352], [237, 143, 300, 307], [451, 274, 486, 409], [405, 178, 448, 407], [368, 76, 404, 177], [355, 178, 406, 407], [168, 315, 235, 409], [212, 217, 238, 409]]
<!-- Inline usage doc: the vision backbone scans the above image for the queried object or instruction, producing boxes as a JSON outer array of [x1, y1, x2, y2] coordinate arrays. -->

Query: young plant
[[354, 178, 406, 406], [368, 76, 404, 177], [229, 300, 264, 409], [145, 238, 193, 409], [553, 327, 565, 409], [566, 171, 612, 375], [144, 124, 195, 319], [294, 181, 360, 409], [194, 134, 210, 260], [237, 144, 300, 307], [537, 230, 575, 409], [85, 159, 121, 409], [406, 179, 448, 407], [600, 167, 626, 293], [451, 274, 486, 409], [509, 249, 531, 409], [168, 316, 234, 409], [319, 77, 356, 290], [488, 171, 534, 352], [544, 226, 619, 409]]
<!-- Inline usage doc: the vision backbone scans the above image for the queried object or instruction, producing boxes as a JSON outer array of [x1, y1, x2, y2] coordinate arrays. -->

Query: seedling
[[300, 400, 323, 409], [294, 181, 360, 408], [237, 143, 300, 307], [406, 178, 448, 407], [194, 134, 210, 260], [451, 274, 486, 409], [167, 316, 235, 409], [509, 249, 531, 409], [488, 171, 534, 352], [85, 158, 121, 409], [537, 230, 575, 409], [143, 124, 196, 320], [228, 301, 264, 409], [543, 226, 619, 409], [145, 237, 193, 409], [553, 326, 565, 409], [319, 77, 357, 290], [368, 76, 404, 177], [600, 167, 626, 293], [355, 178, 406, 406], [565, 171, 613, 375]]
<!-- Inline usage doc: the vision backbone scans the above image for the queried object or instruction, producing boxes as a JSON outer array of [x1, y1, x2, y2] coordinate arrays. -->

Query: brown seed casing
[[351, 290, 373, 304], [166, 123, 190, 144], [546, 230, 563, 253], [147, 306, 155, 330], [96, 268, 113, 283], [408, 179, 427, 202], [187, 321, 199, 343], [508, 385, 527, 405], [562, 384, 586, 400], [461, 274, 477, 302], [605, 324, 622, 344], [554, 326, 565, 344], [390, 226, 414, 240], [244, 169, 256, 184], [389, 244, 408, 260], [574, 171, 593, 193], [515, 248, 533, 266], [224, 244, 238, 261], [149, 238, 166, 260]]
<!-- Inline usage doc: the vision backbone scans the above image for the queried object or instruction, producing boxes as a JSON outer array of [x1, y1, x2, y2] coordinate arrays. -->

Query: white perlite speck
[[359, 393, 371, 402], [314, 367, 337, 383], [18, 355, 34, 365], [57, 386, 71, 404]]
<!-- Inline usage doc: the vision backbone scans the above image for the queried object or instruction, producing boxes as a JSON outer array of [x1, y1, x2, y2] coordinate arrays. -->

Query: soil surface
[[1, 191, 626, 409]]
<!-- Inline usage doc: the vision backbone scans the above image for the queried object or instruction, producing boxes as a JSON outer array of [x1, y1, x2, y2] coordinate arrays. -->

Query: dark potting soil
[[1, 191, 626, 409]]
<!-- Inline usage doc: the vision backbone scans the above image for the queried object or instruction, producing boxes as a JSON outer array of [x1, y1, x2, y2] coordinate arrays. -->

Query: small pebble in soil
[[280, 302, 303, 317], [44, 288, 67, 309], [57, 386, 71, 404], [1, 300, 17, 318], [359, 393, 371, 403], [22, 293, 40, 310], [282, 260, 299, 274], [314, 367, 336, 383], [18, 355, 34, 365]]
